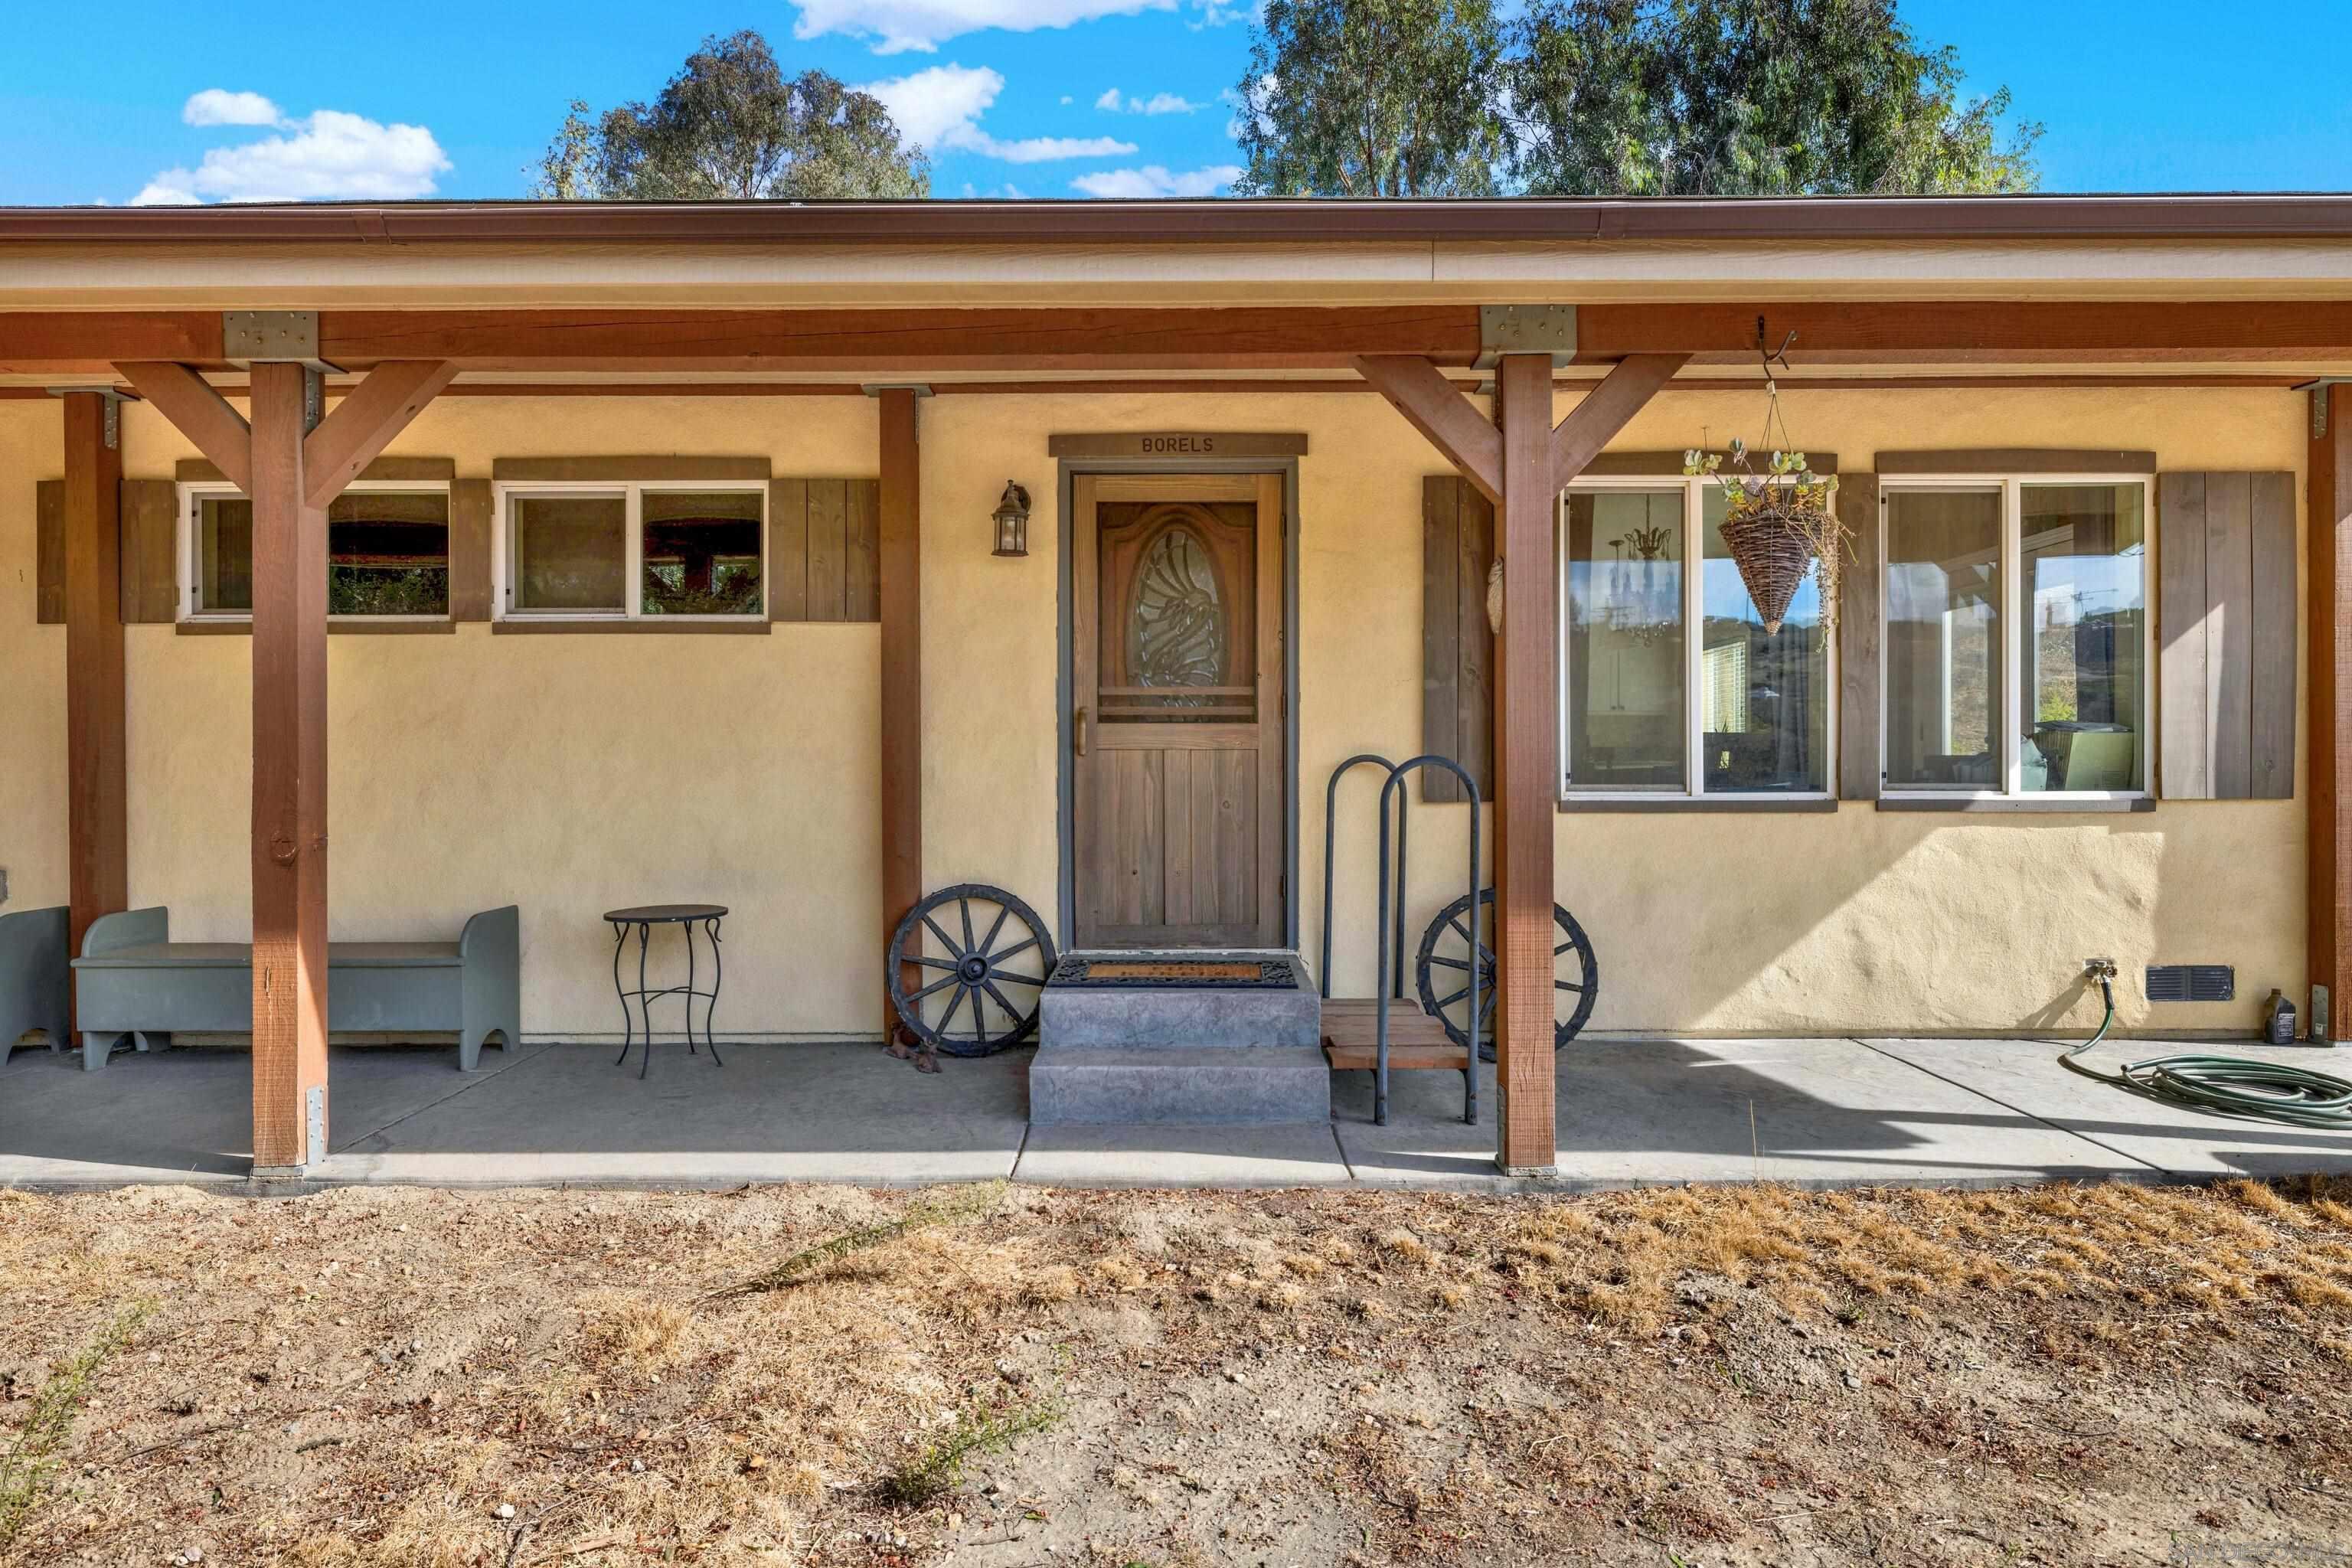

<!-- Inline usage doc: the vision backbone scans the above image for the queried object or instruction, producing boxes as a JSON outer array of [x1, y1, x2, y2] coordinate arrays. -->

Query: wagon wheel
[[1415, 889, 1599, 1062], [887, 884, 1057, 1058]]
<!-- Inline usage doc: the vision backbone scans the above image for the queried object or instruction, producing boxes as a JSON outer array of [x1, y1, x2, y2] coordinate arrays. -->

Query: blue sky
[[0, 2, 2344, 206]]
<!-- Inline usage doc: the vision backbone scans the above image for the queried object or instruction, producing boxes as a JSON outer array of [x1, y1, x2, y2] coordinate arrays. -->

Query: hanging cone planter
[[1718, 485, 1834, 636], [1684, 326, 1850, 640]]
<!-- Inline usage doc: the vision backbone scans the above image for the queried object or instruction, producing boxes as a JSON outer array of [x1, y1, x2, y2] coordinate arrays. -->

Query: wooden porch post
[[1491, 354, 1559, 1172], [247, 362, 330, 1171], [877, 388, 923, 1034], [2311, 383, 2352, 1039], [116, 349, 456, 1170], [1359, 345, 1688, 1174], [60, 393, 127, 978]]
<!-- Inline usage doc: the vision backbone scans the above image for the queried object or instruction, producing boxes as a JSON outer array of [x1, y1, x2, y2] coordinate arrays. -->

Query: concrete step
[[1040, 951, 1318, 1050], [1028, 1044, 1331, 1126]]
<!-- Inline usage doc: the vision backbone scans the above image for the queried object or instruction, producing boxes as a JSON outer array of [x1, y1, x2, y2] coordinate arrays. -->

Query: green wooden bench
[[71, 905, 521, 1073], [2, 905, 70, 1068]]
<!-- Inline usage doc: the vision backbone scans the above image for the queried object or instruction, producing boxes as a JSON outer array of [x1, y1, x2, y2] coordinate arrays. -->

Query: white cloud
[[862, 62, 1006, 146], [961, 130, 1137, 162], [1070, 163, 1242, 198], [183, 89, 283, 128], [862, 63, 1135, 162], [1099, 89, 1200, 114], [798, 0, 1222, 54], [132, 107, 450, 204]]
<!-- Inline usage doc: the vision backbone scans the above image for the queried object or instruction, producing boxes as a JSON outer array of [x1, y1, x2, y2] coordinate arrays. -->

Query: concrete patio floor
[[5, 1034, 2352, 1191]]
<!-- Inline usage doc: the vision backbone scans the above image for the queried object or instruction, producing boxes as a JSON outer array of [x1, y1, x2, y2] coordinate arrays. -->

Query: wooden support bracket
[[302, 361, 459, 508], [114, 361, 252, 492], [1354, 354, 1504, 505]]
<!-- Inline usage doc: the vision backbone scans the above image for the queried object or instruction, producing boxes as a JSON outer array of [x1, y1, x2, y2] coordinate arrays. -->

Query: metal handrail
[[1318, 754, 1408, 1002], [1374, 757, 1479, 1127]]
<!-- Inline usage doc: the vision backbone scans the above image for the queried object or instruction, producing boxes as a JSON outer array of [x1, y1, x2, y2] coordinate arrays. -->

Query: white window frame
[[1556, 475, 1839, 802], [1877, 472, 2154, 805], [493, 479, 769, 623], [176, 479, 455, 625]]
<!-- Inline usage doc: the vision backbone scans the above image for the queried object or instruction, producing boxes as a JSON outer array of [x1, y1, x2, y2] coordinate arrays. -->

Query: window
[[1559, 479, 1832, 799], [498, 483, 766, 620], [182, 483, 451, 620], [1881, 476, 2149, 799]]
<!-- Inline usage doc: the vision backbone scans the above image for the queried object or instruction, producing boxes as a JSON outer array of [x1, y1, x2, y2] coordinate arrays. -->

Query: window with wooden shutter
[[2157, 471, 2295, 799], [769, 478, 880, 624], [1420, 475, 1493, 802]]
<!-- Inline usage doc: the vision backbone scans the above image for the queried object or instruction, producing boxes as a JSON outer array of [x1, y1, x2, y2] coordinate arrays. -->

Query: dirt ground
[[4, 1177, 2352, 1567]]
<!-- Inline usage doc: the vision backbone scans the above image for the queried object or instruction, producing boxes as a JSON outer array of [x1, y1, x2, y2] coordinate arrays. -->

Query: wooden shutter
[[1836, 472, 1880, 800], [769, 478, 880, 624], [448, 479, 492, 622], [119, 480, 178, 623], [1421, 474, 1494, 803], [2158, 471, 2295, 799], [34, 480, 63, 624], [36, 479, 174, 624]]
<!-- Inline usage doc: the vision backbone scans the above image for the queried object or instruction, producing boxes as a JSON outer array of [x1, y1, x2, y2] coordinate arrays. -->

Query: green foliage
[[1237, 0, 2040, 198], [329, 567, 447, 618], [881, 1398, 1061, 1506], [0, 1302, 153, 1546], [531, 30, 928, 201], [1509, 0, 2041, 195], [1234, 0, 1508, 196]]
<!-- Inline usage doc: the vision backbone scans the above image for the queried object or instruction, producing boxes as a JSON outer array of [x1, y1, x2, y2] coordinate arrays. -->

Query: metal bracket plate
[[306, 1084, 326, 1167], [1476, 305, 1578, 369], [861, 383, 936, 398], [224, 310, 342, 373], [44, 386, 139, 449], [2294, 376, 2352, 438]]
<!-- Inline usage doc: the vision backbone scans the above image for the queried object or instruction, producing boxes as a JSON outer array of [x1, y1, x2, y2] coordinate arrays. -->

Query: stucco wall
[[0, 384, 2308, 1039]]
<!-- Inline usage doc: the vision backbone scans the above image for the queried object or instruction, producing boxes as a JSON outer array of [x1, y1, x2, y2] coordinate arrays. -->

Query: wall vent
[[2146, 964, 2234, 1003]]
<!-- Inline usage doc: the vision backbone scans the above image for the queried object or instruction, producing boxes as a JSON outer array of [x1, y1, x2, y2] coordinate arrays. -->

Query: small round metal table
[[606, 904, 727, 1079]]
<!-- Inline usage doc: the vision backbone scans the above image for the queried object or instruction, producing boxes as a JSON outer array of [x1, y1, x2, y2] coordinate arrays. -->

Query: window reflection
[[1885, 488, 2003, 789], [1563, 490, 1685, 791], [1700, 488, 1828, 792], [2020, 484, 2145, 792]]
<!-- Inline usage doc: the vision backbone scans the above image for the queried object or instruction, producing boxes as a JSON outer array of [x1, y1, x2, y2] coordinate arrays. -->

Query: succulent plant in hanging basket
[[1684, 439, 1844, 638]]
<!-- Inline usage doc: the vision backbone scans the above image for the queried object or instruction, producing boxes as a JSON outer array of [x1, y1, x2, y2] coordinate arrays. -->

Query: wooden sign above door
[[1047, 432, 1309, 459]]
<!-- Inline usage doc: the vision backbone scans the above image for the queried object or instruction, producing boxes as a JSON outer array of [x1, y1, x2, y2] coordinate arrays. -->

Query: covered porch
[[8, 196, 2352, 1185], [9, 1031, 2352, 1192]]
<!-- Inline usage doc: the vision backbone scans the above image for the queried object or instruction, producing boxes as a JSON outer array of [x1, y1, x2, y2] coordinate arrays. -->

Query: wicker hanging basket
[[1718, 495, 1830, 636]]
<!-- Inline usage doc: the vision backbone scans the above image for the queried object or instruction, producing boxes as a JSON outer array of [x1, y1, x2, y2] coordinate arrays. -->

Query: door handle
[[1073, 706, 1090, 756]]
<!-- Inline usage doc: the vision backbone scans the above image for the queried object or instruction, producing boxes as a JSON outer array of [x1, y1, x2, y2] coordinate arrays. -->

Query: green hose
[[2060, 975, 2352, 1129]]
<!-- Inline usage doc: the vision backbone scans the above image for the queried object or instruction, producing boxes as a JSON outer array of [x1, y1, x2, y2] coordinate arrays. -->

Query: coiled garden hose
[[2060, 973, 2352, 1129]]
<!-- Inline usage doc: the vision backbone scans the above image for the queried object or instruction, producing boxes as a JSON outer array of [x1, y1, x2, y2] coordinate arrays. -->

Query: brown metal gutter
[[6, 194, 2352, 247]]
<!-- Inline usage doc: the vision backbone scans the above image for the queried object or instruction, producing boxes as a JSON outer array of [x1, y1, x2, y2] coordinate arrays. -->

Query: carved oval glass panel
[[1128, 525, 1226, 693]]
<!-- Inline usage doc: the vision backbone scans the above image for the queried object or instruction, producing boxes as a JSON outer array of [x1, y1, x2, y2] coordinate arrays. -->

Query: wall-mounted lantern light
[[991, 481, 1032, 557]]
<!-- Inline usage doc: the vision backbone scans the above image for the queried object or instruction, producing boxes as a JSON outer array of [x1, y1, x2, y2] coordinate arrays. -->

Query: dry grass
[[3, 1176, 2352, 1566]]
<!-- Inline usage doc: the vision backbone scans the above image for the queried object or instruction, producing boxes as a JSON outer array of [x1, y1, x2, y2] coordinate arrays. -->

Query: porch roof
[[8, 194, 2352, 321], [8, 192, 2352, 245]]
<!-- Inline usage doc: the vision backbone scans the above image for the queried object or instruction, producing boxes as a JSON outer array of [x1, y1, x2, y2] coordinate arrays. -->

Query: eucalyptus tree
[[1507, 0, 2042, 195], [1233, 0, 1510, 198], [531, 30, 929, 201]]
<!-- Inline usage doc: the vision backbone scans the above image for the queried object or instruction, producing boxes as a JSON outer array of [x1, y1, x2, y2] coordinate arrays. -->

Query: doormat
[[1050, 956, 1295, 988]]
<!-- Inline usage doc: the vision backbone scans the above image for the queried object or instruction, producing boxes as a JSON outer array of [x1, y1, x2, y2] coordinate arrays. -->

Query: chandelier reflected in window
[[1605, 514, 1678, 645]]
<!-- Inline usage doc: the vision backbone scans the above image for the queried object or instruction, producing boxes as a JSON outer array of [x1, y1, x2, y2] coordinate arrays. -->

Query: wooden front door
[[1072, 473, 1285, 949]]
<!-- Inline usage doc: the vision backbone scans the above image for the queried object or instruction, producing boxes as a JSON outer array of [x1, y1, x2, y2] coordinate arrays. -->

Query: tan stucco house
[[2, 194, 2347, 1175]]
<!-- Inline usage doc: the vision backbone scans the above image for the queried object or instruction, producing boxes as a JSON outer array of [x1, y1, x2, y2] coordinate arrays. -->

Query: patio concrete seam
[[1327, 1123, 1358, 1181], [324, 1040, 561, 1155], [1849, 1037, 2172, 1178]]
